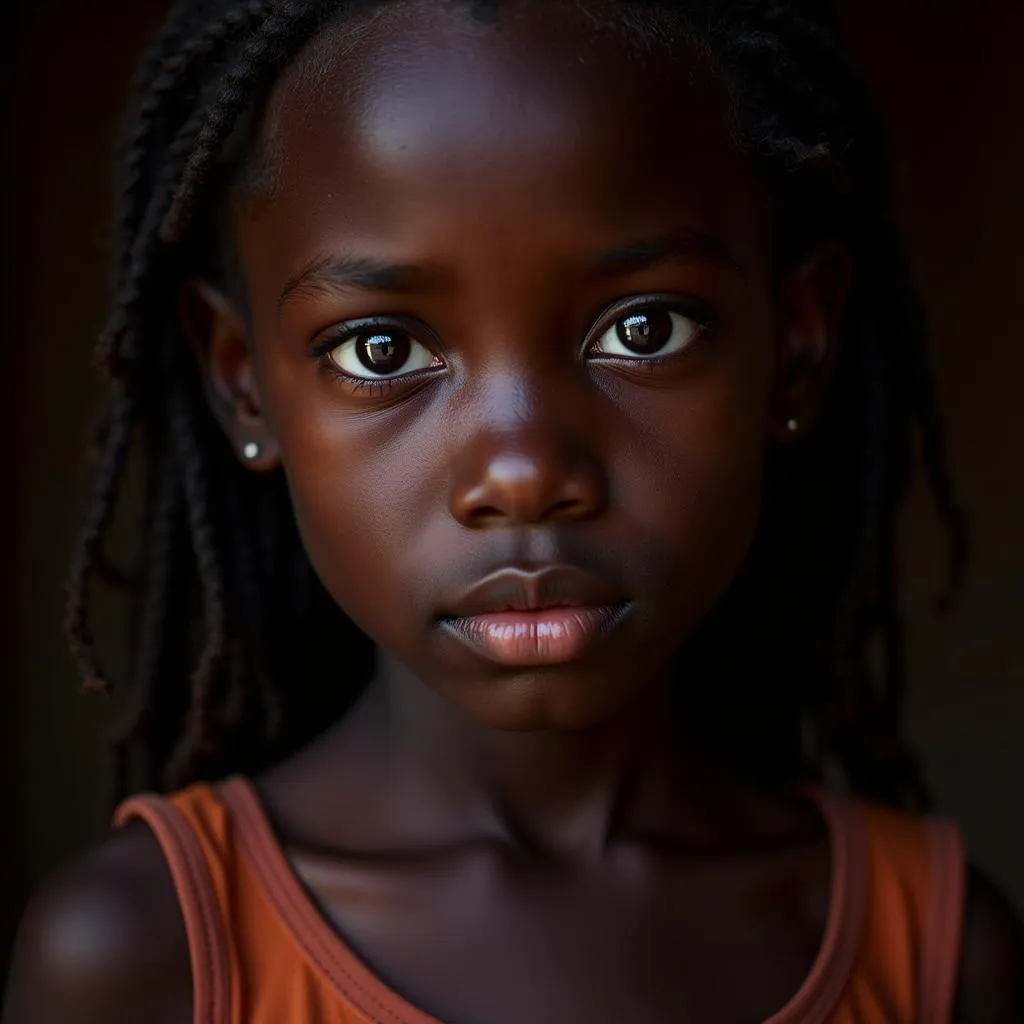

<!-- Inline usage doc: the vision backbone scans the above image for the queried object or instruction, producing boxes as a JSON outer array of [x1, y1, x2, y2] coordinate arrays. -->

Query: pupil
[[357, 332, 410, 374], [616, 310, 672, 354]]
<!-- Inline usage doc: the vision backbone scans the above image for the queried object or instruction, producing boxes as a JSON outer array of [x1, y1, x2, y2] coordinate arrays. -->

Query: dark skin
[[5, 4, 1023, 1022]]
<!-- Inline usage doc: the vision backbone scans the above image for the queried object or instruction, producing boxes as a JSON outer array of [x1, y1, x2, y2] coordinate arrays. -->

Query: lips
[[438, 565, 632, 666]]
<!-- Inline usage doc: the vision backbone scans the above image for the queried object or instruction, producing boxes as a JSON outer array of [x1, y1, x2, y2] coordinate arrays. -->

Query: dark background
[[3, 0, 1023, 983]]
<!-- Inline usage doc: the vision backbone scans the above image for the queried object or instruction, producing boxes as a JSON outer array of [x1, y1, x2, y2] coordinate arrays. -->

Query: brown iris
[[355, 331, 412, 374], [615, 310, 673, 355]]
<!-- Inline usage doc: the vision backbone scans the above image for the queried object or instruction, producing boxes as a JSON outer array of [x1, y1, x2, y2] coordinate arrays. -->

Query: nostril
[[470, 505, 504, 524], [548, 497, 583, 518]]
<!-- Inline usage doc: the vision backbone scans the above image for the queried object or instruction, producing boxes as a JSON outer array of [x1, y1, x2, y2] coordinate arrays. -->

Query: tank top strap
[[114, 785, 233, 1024], [847, 797, 966, 1023], [766, 785, 871, 1023], [918, 818, 966, 1022], [216, 776, 443, 1024]]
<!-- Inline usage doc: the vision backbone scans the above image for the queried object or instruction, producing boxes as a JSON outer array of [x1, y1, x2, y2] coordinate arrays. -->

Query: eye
[[589, 307, 705, 360], [323, 325, 440, 379]]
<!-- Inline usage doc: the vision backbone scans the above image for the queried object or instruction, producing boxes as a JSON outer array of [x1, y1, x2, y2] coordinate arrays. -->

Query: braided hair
[[66, 0, 967, 806]]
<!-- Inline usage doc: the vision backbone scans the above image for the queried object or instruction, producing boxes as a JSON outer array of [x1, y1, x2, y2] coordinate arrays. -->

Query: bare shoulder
[[2, 823, 192, 1024], [954, 864, 1024, 1024]]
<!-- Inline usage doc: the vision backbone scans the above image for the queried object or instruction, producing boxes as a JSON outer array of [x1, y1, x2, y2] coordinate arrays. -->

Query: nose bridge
[[478, 360, 565, 439], [448, 364, 607, 528]]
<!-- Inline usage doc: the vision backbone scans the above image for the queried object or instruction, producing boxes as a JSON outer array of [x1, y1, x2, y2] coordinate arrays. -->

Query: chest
[[292, 843, 831, 1024]]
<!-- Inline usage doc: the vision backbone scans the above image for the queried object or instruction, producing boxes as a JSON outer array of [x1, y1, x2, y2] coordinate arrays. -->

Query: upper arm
[[954, 865, 1024, 1024], [2, 824, 193, 1024]]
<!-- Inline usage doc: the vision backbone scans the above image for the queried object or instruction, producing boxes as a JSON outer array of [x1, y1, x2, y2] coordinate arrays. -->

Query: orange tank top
[[113, 778, 965, 1024]]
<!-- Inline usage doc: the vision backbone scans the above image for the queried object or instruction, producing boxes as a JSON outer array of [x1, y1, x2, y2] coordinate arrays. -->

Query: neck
[[317, 652, 742, 858]]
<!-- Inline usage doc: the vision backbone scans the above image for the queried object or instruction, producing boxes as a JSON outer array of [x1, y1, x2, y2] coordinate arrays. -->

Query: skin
[[4, 3, 1023, 1022]]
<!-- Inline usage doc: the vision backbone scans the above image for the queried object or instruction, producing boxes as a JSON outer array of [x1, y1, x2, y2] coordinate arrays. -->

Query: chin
[[453, 670, 655, 733]]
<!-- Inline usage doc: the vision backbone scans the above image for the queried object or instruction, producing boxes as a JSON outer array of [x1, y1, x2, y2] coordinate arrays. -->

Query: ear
[[770, 239, 852, 440], [178, 277, 280, 471]]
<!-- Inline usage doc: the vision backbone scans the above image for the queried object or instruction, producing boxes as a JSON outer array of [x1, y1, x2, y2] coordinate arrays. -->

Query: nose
[[449, 429, 608, 529]]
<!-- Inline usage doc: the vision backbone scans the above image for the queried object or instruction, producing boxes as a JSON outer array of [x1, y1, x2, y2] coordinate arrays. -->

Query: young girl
[[4, 0, 1022, 1021]]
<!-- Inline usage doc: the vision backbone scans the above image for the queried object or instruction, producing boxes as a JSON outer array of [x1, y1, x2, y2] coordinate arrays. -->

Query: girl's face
[[197, 1, 836, 731]]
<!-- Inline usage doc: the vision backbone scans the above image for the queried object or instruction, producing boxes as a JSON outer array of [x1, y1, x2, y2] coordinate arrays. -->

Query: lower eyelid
[[319, 358, 446, 392], [587, 324, 708, 359]]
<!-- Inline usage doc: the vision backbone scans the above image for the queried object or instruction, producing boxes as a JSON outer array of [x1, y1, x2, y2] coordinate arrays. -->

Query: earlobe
[[178, 277, 281, 471], [771, 240, 852, 441]]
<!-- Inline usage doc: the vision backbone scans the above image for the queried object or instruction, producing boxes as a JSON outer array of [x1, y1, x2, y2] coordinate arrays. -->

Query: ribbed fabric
[[114, 778, 964, 1024]]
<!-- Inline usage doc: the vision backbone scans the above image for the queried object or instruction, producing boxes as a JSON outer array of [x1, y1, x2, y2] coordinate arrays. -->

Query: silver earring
[[243, 441, 261, 461], [786, 418, 800, 434]]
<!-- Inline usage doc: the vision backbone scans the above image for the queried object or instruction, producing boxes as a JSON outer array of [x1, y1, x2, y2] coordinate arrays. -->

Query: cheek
[[263, 375, 436, 637], [611, 340, 773, 594]]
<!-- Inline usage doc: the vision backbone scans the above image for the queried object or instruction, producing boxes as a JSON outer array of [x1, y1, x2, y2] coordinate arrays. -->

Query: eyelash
[[347, 376, 407, 398], [309, 298, 714, 392]]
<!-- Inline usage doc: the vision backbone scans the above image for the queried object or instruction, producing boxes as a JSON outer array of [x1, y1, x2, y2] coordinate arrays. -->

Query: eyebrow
[[589, 230, 740, 277], [278, 253, 440, 314], [278, 228, 740, 314]]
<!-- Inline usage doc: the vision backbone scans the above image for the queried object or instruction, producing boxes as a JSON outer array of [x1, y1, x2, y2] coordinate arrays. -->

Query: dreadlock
[[66, 0, 967, 806]]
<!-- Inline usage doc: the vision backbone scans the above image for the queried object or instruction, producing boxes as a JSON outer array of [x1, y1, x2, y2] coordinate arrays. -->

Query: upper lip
[[441, 564, 626, 619]]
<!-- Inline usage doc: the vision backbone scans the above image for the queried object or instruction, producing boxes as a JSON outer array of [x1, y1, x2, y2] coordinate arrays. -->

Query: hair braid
[[111, 423, 187, 793], [164, 379, 229, 783], [887, 248, 969, 610], [101, 1, 277, 371], [222, 476, 284, 749], [65, 389, 138, 695], [111, 0, 198, 288], [160, 0, 326, 243]]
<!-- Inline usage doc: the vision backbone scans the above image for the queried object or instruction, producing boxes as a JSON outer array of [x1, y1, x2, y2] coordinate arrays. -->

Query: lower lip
[[440, 604, 630, 667]]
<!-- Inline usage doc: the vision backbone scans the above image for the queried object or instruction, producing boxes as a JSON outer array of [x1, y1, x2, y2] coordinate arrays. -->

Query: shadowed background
[[2, 0, 1022, 980]]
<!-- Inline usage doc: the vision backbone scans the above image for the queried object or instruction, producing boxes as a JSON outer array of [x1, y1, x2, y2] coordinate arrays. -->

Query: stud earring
[[242, 441, 261, 461], [786, 418, 800, 434]]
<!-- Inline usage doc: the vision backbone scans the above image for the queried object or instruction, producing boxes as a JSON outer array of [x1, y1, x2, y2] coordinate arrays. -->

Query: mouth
[[440, 604, 632, 666], [437, 565, 633, 667]]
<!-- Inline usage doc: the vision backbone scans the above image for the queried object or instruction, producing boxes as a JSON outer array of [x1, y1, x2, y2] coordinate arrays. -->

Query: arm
[[954, 865, 1024, 1024], [2, 824, 192, 1024]]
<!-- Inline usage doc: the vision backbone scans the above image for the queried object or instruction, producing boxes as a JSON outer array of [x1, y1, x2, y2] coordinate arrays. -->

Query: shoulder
[[839, 796, 1022, 1020], [2, 822, 192, 1024], [954, 864, 1024, 1024]]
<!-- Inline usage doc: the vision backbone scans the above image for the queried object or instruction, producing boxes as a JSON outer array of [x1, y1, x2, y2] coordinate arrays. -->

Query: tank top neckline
[[217, 775, 869, 1024]]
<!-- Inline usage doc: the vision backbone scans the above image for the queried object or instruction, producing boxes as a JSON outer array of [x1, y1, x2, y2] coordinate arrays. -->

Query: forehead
[[232, 0, 767, 291]]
